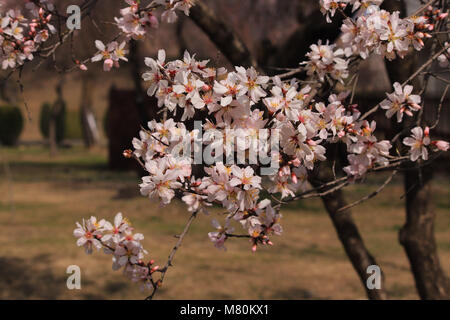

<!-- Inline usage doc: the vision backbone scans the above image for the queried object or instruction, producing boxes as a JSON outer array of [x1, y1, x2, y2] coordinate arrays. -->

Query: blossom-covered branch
[[68, 0, 450, 298]]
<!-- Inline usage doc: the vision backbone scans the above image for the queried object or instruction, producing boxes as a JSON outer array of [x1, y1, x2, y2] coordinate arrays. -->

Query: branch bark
[[188, 0, 258, 68], [399, 164, 450, 299]]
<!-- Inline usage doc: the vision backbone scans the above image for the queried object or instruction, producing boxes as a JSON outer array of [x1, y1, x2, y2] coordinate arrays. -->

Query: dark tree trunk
[[49, 80, 64, 157], [129, 39, 152, 126], [382, 0, 450, 300], [399, 164, 450, 299], [309, 164, 387, 300]]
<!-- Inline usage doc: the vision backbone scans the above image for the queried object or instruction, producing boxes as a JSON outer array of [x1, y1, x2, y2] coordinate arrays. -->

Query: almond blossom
[[229, 166, 261, 190], [91, 41, 128, 71], [380, 82, 421, 122], [340, 8, 430, 60], [0, 4, 55, 70], [302, 41, 349, 83], [74, 213, 159, 291], [73, 217, 104, 254], [208, 219, 234, 250], [403, 126, 431, 161]]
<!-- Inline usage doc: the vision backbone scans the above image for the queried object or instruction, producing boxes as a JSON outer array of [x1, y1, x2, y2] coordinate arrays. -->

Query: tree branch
[[188, 0, 258, 69], [146, 211, 198, 300]]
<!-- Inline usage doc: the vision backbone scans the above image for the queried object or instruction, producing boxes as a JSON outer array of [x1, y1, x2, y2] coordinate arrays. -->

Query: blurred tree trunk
[[189, 0, 386, 299], [176, 16, 188, 57], [129, 39, 152, 126], [49, 79, 64, 157], [382, 0, 450, 299], [80, 73, 99, 148]]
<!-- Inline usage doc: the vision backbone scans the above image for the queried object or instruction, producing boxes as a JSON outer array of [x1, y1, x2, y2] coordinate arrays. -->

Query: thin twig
[[337, 170, 398, 213], [146, 211, 198, 300], [430, 83, 449, 129]]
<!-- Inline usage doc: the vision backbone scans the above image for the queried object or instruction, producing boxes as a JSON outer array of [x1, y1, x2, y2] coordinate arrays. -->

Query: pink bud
[[151, 266, 159, 273], [291, 172, 298, 184], [103, 59, 114, 71], [424, 126, 430, 136], [79, 64, 88, 71], [123, 149, 132, 158], [433, 140, 449, 151]]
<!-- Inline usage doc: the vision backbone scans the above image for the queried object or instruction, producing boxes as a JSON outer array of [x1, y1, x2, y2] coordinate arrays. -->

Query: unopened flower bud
[[432, 140, 449, 151], [123, 149, 133, 158], [291, 172, 298, 184]]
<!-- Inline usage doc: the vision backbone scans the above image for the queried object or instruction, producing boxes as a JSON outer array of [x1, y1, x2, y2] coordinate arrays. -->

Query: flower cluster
[[302, 41, 349, 83], [343, 120, 391, 177], [136, 47, 450, 211], [116, 0, 194, 37], [91, 40, 128, 71], [403, 127, 449, 162], [0, 1, 55, 70], [91, 0, 193, 71], [157, 0, 195, 24], [380, 82, 421, 123], [115, 0, 159, 40], [320, 0, 383, 22], [133, 50, 411, 249], [341, 9, 429, 60], [73, 213, 159, 291]]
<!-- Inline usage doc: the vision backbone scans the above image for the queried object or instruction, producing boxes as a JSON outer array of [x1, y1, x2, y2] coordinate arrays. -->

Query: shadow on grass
[[0, 254, 67, 299], [8, 161, 138, 184], [0, 254, 126, 300], [270, 287, 324, 299]]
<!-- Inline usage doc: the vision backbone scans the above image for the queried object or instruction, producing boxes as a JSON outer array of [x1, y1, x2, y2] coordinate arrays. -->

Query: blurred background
[[0, 0, 449, 299]]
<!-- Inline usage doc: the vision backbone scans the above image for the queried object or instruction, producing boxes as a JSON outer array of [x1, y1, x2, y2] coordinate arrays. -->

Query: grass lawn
[[0, 145, 449, 299]]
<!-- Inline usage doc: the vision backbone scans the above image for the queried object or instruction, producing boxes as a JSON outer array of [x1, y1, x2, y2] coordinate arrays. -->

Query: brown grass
[[0, 145, 449, 300]]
